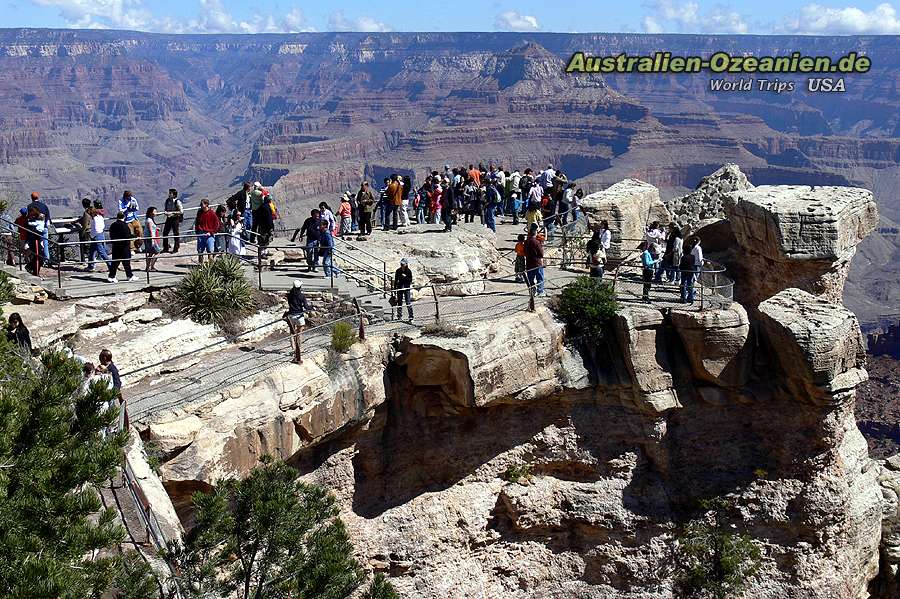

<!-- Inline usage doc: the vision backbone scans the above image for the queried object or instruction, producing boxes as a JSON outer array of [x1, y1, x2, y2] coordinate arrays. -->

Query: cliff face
[[117, 180, 890, 597]]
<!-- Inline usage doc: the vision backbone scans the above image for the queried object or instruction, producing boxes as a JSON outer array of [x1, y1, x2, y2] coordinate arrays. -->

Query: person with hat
[[285, 280, 311, 363], [355, 181, 375, 236], [393, 258, 413, 321], [338, 193, 353, 236]]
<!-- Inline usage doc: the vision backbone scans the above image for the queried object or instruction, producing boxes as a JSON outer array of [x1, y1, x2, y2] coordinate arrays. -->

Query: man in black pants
[[162, 188, 183, 253], [107, 211, 135, 283], [393, 258, 413, 321]]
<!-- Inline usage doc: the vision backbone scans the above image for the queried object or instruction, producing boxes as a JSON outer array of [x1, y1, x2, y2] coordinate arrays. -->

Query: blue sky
[[2, 0, 899, 34]]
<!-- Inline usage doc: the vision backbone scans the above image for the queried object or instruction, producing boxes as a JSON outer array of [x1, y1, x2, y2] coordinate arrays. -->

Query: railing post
[[354, 299, 366, 341], [57, 249, 62, 290], [528, 279, 536, 312], [432, 285, 440, 322], [329, 254, 334, 289], [382, 260, 387, 298], [256, 242, 263, 291], [561, 225, 567, 269]]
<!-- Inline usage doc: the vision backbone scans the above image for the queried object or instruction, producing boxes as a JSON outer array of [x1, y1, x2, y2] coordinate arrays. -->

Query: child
[[338, 194, 352, 235], [514, 234, 526, 283], [144, 207, 162, 271], [226, 214, 245, 257]]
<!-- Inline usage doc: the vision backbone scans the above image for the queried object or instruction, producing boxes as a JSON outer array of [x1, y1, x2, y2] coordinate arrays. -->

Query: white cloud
[[641, 0, 749, 33], [327, 11, 391, 32], [782, 3, 900, 34], [34, 0, 152, 29], [494, 10, 540, 32], [31, 0, 315, 33]]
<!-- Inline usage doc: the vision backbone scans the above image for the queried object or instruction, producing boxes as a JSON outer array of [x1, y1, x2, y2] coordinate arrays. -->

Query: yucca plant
[[330, 321, 358, 353], [173, 255, 256, 326]]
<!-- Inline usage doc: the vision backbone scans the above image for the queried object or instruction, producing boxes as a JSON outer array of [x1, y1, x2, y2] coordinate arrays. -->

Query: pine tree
[[0, 339, 156, 597], [168, 455, 398, 599]]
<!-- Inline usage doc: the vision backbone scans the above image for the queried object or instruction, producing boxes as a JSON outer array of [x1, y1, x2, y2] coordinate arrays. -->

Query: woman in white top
[[226, 215, 245, 256], [87, 207, 111, 271]]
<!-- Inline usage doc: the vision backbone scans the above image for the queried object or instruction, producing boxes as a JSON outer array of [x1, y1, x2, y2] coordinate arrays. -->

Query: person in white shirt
[[598, 219, 612, 251], [538, 165, 556, 190], [87, 206, 111, 271], [680, 236, 704, 304]]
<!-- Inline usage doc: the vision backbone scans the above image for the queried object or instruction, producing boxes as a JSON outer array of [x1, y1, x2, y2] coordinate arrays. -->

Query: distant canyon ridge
[[0, 29, 897, 328]]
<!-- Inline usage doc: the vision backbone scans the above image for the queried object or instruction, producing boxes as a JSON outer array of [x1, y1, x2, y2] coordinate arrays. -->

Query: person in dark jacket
[[97, 349, 122, 399], [393, 258, 413, 321], [107, 211, 135, 283], [524, 224, 545, 296], [6, 312, 32, 355], [291, 209, 322, 270], [285, 280, 312, 363]]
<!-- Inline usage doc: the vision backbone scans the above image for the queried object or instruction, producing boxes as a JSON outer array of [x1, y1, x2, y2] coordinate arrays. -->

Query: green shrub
[[0, 270, 14, 306], [553, 276, 618, 343], [172, 255, 255, 326], [503, 462, 533, 484], [331, 321, 358, 353], [365, 573, 400, 599], [674, 498, 762, 598]]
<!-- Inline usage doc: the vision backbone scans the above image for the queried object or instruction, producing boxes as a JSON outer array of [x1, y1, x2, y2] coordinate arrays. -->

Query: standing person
[[572, 188, 584, 220], [514, 234, 526, 283], [26, 192, 52, 266], [387, 174, 402, 230], [144, 207, 162, 272], [586, 231, 606, 278], [560, 183, 576, 224], [441, 181, 455, 232], [393, 258, 413, 321], [214, 205, 229, 253], [414, 183, 427, 224], [378, 177, 390, 230], [255, 195, 275, 252], [484, 184, 499, 232], [293, 209, 321, 271], [661, 223, 683, 283], [249, 182, 266, 243], [640, 241, 659, 303], [75, 198, 93, 264], [97, 349, 122, 396], [525, 201, 543, 232], [356, 182, 375, 236], [681, 236, 704, 304], [107, 211, 135, 283], [119, 191, 142, 252], [87, 204, 111, 272], [400, 175, 412, 227], [524, 224, 545, 296], [538, 164, 556, 192], [225, 214, 245, 257], [338, 194, 353, 235], [318, 202, 337, 236], [194, 199, 219, 265], [5, 313, 32, 356], [285, 280, 311, 363], [229, 182, 253, 239], [162, 188, 183, 253], [348, 187, 359, 232], [318, 220, 334, 277]]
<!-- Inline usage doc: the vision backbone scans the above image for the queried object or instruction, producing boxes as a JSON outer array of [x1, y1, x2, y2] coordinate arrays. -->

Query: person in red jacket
[[194, 198, 220, 264]]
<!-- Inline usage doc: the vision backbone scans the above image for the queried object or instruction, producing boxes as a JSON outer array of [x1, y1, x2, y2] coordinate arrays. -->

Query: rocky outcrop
[[725, 184, 879, 307], [613, 306, 682, 414], [670, 303, 751, 388], [579, 179, 670, 260], [666, 163, 753, 236], [759, 288, 869, 403]]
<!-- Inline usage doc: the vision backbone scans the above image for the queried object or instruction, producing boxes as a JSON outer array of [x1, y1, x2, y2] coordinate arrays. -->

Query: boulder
[[612, 306, 682, 414], [758, 288, 868, 404], [579, 179, 670, 260], [667, 163, 753, 235], [725, 185, 878, 306], [398, 306, 590, 409], [147, 336, 389, 485], [670, 303, 751, 387]]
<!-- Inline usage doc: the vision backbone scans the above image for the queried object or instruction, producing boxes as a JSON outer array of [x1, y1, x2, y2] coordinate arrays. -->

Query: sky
[[1, 0, 899, 34]]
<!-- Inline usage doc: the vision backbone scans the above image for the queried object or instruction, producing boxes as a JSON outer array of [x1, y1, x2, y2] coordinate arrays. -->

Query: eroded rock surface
[[579, 179, 670, 259], [726, 184, 878, 307]]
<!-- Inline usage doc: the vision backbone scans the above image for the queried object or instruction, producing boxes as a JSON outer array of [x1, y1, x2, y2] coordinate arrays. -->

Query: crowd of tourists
[[6, 161, 708, 306]]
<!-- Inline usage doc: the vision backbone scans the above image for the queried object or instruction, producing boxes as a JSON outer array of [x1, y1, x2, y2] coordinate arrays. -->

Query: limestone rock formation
[[670, 303, 751, 388], [666, 163, 753, 236], [725, 184, 879, 307], [758, 288, 868, 404], [579, 179, 670, 260]]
